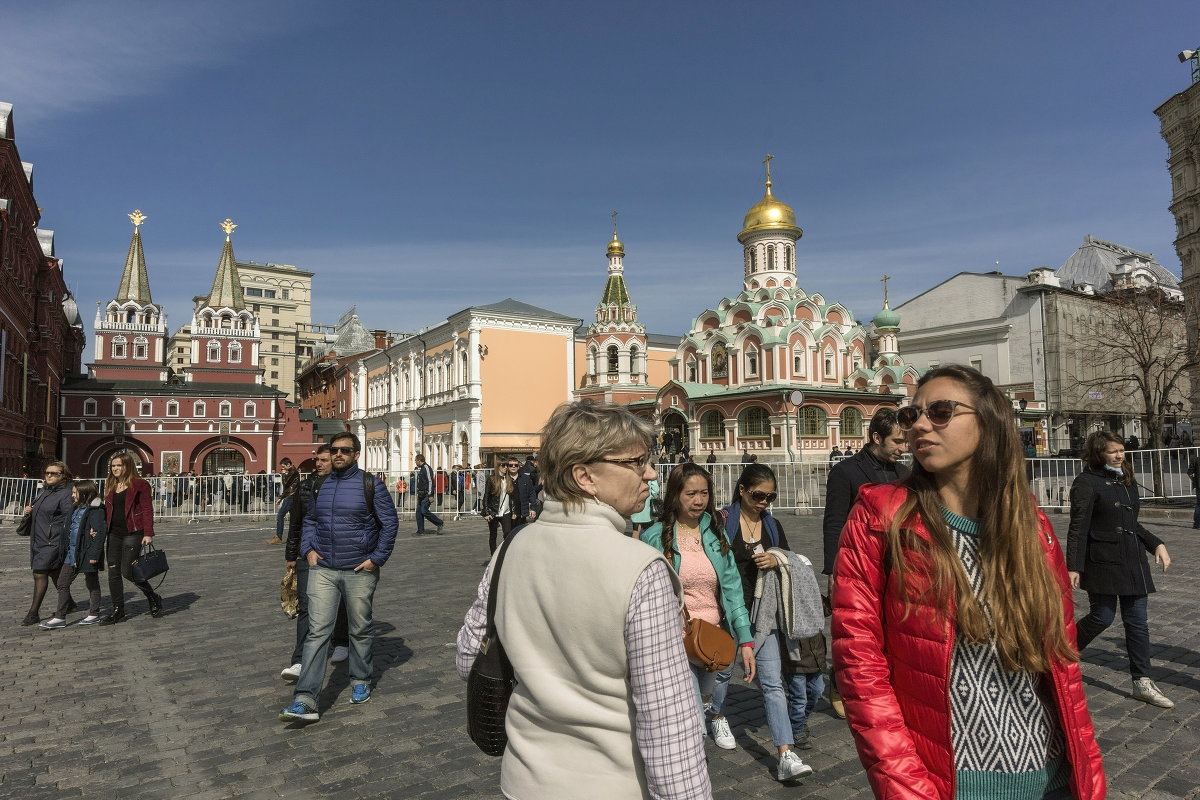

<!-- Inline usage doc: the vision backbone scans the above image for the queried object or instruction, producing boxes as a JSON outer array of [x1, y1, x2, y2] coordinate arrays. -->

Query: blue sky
[[3, 1, 1197, 341]]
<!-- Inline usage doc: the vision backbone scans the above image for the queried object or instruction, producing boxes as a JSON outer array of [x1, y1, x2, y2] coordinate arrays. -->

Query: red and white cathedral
[[59, 213, 316, 477]]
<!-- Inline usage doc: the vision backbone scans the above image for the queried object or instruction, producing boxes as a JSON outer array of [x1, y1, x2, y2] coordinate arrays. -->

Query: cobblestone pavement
[[1, 509, 1196, 799]]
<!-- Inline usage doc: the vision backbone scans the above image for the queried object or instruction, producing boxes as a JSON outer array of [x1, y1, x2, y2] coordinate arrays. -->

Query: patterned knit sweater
[[943, 508, 1070, 800]]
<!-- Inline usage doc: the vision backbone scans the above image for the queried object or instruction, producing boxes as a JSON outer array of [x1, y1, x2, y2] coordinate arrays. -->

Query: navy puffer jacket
[[300, 464, 398, 569]]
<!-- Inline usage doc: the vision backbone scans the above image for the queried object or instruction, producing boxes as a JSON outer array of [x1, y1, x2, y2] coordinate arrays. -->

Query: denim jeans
[[785, 668, 824, 738], [275, 497, 293, 540], [416, 495, 443, 533], [689, 662, 718, 731], [1076, 593, 1151, 679], [294, 565, 378, 706], [290, 562, 349, 665], [711, 630, 807, 747]]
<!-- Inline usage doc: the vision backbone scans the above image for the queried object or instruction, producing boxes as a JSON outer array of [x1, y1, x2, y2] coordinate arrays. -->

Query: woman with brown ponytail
[[832, 365, 1104, 800], [100, 452, 162, 624]]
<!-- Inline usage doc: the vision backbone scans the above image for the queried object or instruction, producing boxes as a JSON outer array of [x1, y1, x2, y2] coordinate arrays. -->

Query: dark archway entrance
[[202, 447, 246, 474], [95, 447, 144, 479]]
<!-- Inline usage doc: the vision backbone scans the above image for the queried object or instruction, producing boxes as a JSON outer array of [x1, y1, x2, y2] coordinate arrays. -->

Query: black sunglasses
[[330, 446, 357, 455], [44, 470, 62, 477], [746, 490, 777, 504], [896, 399, 976, 431]]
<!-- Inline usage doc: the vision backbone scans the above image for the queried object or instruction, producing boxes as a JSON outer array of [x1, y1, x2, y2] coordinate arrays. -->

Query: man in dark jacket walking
[[412, 454, 443, 536], [267, 457, 301, 545], [280, 433, 398, 723]]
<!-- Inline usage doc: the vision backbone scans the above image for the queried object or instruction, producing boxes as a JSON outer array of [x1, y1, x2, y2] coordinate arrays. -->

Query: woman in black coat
[[1067, 431, 1174, 708], [40, 481, 108, 628], [22, 461, 76, 625]]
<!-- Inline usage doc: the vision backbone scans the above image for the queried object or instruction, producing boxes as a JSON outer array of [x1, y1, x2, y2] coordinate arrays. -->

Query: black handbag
[[131, 542, 169, 583], [467, 527, 523, 757], [15, 512, 32, 537]]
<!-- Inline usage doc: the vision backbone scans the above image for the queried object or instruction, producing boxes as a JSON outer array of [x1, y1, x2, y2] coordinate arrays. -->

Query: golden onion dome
[[738, 179, 803, 243], [607, 232, 625, 258]]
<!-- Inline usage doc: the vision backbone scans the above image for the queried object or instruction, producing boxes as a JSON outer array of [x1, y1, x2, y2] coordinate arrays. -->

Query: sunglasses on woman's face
[[896, 399, 976, 431], [746, 490, 777, 504]]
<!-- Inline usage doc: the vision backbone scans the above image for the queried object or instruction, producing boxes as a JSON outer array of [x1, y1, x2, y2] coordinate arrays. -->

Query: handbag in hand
[[280, 568, 299, 618], [131, 541, 169, 583], [467, 526, 524, 757], [15, 512, 32, 537], [682, 605, 736, 672]]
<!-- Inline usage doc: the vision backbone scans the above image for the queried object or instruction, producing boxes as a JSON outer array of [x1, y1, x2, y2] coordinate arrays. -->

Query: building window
[[271, 332, 279, 339], [270, 357, 279, 366], [133, 336, 149, 360], [208, 341, 220, 362], [244, 401, 256, 418], [194, 401, 206, 417], [271, 345, 279, 352], [166, 400, 179, 417], [282, 289, 290, 300], [766, 244, 776, 270], [824, 347, 835, 378], [687, 358, 698, 382], [700, 410, 723, 439], [793, 348, 805, 377], [745, 346, 759, 378], [228, 342, 242, 364], [111, 336, 127, 359], [219, 401, 232, 418], [263, 289, 276, 299], [251, 303, 260, 312], [970, 356, 982, 373], [112, 399, 125, 417], [799, 406, 825, 436], [271, 306, 279, 314], [840, 407, 863, 437], [737, 406, 771, 437], [271, 371, 279, 379], [271, 319, 279, 327], [83, 399, 97, 416], [607, 345, 619, 373], [246, 288, 263, 297], [139, 400, 152, 416]]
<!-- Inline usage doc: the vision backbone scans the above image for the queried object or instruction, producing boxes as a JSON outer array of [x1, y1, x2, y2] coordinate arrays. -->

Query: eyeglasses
[[594, 453, 651, 472], [44, 470, 62, 477], [330, 446, 357, 455], [896, 400, 976, 431], [745, 490, 777, 504], [506, 463, 520, 468]]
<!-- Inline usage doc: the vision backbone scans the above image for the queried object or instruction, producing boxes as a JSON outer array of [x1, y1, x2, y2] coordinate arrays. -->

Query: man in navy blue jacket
[[280, 432, 398, 723]]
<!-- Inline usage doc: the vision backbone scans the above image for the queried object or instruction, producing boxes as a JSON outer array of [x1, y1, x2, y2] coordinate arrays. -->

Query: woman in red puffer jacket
[[832, 366, 1104, 800]]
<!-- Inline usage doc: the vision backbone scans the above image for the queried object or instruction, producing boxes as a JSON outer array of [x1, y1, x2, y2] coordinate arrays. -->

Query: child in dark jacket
[[41, 481, 107, 629]]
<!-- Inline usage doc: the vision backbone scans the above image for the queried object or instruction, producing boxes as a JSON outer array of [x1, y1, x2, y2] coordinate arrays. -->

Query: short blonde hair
[[539, 401, 653, 511]]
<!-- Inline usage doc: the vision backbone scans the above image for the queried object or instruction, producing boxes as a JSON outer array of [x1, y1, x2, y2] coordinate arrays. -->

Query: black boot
[[21, 610, 40, 626], [147, 592, 163, 618], [98, 607, 126, 625]]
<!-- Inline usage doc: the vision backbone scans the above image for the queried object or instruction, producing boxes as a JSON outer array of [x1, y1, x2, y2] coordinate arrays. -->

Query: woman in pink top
[[640, 463, 756, 735]]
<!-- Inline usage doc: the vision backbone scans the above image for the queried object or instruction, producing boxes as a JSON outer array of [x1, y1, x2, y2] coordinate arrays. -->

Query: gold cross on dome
[[763, 153, 774, 182], [220, 218, 238, 238], [881, 274, 891, 306], [611, 210, 619, 237], [128, 209, 147, 228]]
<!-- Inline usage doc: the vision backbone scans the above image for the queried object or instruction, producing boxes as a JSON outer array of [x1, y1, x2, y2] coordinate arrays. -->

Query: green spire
[[206, 219, 246, 309], [116, 211, 153, 303]]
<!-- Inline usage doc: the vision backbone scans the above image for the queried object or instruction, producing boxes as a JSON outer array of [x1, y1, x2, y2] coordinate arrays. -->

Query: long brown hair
[[104, 452, 138, 496], [1082, 430, 1133, 485], [888, 365, 1076, 672], [656, 463, 726, 562]]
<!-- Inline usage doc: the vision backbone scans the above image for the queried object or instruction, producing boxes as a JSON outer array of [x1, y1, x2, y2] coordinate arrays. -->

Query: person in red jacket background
[[100, 452, 161, 624], [832, 365, 1104, 800]]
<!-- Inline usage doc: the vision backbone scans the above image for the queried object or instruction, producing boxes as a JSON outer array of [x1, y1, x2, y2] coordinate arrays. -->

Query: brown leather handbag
[[682, 606, 736, 672]]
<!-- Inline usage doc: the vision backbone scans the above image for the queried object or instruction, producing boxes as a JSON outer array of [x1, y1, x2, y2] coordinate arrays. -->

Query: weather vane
[[128, 209, 147, 228], [220, 218, 237, 239]]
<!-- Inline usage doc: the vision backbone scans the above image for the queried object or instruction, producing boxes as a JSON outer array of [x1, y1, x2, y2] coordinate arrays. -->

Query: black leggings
[[106, 533, 153, 607], [487, 515, 515, 554]]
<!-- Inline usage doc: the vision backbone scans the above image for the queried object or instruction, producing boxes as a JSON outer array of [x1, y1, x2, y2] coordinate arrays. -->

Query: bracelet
[[740, 642, 754, 648]]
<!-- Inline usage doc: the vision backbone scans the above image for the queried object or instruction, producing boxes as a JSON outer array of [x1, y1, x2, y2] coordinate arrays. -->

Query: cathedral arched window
[[824, 347, 835, 378], [207, 341, 221, 363], [737, 406, 770, 437], [766, 244, 776, 270], [745, 346, 759, 378], [749, 249, 758, 273], [460, 352, 468, 385], [166, 401, 179, 417], [799, 406, 825, 437], [194, 401, 206, 418], [125, 308, 137, 323], [840, 407, 863, 437], [787, 245, 794, 270], [700, 410, 723, 439], [687, 357, 698, 383], [219, 401, 232, 418], [607, 345, 619, 374], [629, 345, 640, 375], [111, 336, 127, 359], [112, 399, 125, 417], [793, 347, 806, 377], [220, 314, 232, 329], [133, 336, 148, 360], [140, 400, 152, 417], [228, 342, 242, 364]]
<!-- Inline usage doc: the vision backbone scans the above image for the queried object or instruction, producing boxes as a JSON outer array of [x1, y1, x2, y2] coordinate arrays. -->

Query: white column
[[468, 324, 482, 401]]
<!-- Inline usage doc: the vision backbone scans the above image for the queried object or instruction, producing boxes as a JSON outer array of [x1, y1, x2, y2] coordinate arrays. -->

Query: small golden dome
[[607, 232, 625, 257], [738, 180, 803, 243]]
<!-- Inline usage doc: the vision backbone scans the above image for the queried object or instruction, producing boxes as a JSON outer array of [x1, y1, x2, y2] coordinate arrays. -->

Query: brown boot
[[829, 681, 847, 719], [265, 536, 282, 545]]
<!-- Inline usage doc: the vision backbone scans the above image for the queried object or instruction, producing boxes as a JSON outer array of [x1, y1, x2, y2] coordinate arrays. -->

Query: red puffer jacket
[[832, 484, 1104, 800]]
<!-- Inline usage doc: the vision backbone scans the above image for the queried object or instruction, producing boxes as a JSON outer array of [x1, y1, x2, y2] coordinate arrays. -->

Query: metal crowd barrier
[[3, 449, 1196, 525]]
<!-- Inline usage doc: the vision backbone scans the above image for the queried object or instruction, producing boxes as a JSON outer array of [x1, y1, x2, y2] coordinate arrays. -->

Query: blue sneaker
[[351, 684, 371, 704], [279, 700, 319, 722], [39, 618, 66, 629]]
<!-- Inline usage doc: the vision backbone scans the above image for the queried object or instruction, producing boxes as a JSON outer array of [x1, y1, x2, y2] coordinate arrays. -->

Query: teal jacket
[[641, 513, 753, 645]]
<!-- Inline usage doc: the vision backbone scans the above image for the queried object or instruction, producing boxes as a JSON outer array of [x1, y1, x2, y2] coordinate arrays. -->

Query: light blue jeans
[[690, 663, 718, 731], [711, 630, 811, 747], [294, 565, 378, 707]]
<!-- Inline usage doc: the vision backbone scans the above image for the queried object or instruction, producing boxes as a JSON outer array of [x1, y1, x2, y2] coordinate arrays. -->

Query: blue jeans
[[690, 663, 718, 731], [275, 497, 293, 540], [1076, 593, 1151, 679], [711, 630, 810, 747], [786, 668, 824, 738], [416, 495, 443, 533], [290, 562, 349, 665], [294, 565, 378, 706]]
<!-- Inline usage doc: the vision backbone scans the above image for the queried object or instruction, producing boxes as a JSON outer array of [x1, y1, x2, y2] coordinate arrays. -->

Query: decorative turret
[[873, 275, 900, 359], [206, 218, 247, 310], [738, 155, 802, 293], [116, 209, 153, 304], [185, 219, 261, 384], [584, 213, 647, 390]]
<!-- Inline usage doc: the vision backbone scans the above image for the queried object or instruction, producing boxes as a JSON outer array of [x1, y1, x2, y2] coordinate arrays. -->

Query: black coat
[[71, 499, 108, 573], [821, 447, 908, 575], [29, 482, 74, 572], [1066, 467, 1163, 596]]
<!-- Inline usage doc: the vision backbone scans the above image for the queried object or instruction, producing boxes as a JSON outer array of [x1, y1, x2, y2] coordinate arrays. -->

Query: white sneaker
[[280, 663, 302, 682], [776, 749, 814, 781], [1132, 677, 1174, 708], [330, 646, 349, 663], [710, 716, 736, 750]]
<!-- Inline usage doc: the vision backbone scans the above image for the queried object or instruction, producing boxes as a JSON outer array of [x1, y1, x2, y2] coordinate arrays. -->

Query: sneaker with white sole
[[279, 700, 319, 722], [77, 615, 102, 626], [280, 663, 302, 682], [351, 684, 371, 704], [1132, 677, 1174, 708], [776, 749, 814, 781], [710, 716, 736, 749], [39, 618, 66, 630], [330, 646, 349, 663]]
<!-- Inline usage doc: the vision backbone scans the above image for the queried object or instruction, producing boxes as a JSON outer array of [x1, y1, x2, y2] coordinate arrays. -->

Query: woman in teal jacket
[[641, 462, 756, 732]]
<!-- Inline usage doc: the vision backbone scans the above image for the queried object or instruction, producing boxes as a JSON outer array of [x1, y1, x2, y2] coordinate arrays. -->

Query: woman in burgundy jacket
[[100, 452, 161, 624], [832, 366, 1104, 800]]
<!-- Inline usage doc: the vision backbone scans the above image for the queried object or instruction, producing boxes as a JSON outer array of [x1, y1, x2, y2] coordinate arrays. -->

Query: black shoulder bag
[[467, 526, 523, 757]]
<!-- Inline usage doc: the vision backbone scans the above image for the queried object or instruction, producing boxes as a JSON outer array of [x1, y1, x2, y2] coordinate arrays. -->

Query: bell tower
[[738, 154, 803, 293], [184, 219, 262, 384]]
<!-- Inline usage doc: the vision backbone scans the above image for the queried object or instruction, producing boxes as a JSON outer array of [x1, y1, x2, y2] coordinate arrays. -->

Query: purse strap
[[483, 526, 524, 644]]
